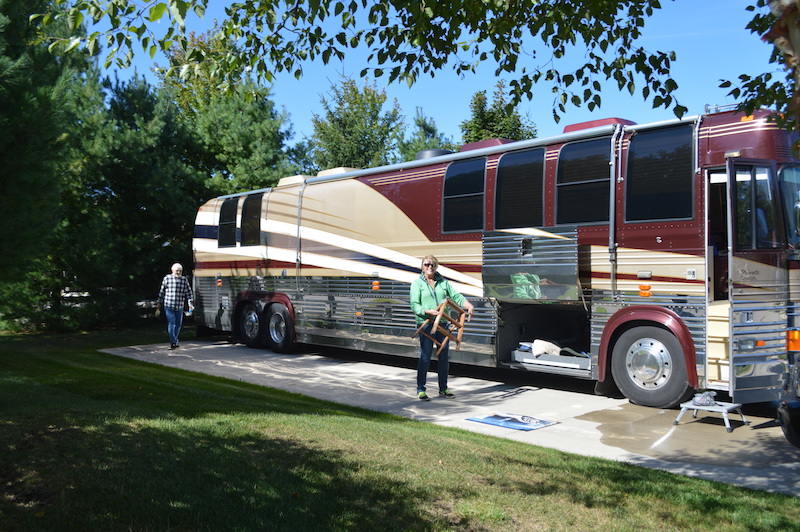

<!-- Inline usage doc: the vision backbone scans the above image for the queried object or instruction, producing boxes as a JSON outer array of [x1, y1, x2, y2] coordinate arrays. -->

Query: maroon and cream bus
[[193, 105, 800, 446]]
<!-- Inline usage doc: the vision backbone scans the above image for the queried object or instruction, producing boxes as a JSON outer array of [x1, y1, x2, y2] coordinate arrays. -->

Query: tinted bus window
[[443, 158, 485, 232], [556, 138, 611, 224], [495, 148, 544, 229], [626, 125, 694, 221], [218, 197, 238, 248], [779, 165, 800, 249], [241, 193, 263, 246], [734, 165, 780, 250]]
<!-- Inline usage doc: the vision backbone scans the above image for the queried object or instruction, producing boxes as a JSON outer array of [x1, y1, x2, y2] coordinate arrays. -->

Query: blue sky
[[116, 0, 777, 144]]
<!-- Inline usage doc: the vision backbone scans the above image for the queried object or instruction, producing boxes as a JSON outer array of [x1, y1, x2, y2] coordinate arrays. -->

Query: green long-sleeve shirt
[[409, 272, 466, 325]]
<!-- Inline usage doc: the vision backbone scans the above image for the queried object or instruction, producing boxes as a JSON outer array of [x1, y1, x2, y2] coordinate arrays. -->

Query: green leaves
[[41, 0, 695, 122], [311, 78, 404, 169], [148, 3, 168, 22], [719, 1, 799, 133], [67, 9, 84, 30]]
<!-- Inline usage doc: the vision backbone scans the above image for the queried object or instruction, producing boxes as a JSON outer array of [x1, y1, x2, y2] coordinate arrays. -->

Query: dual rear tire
[[237, 302, 295, 353]]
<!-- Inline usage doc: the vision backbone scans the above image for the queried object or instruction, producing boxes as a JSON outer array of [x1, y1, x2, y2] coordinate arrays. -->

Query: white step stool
[[673, 401, 750, 433]]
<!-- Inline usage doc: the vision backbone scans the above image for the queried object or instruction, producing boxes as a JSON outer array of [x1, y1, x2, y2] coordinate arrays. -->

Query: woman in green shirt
[[410, 255, 474, 401]]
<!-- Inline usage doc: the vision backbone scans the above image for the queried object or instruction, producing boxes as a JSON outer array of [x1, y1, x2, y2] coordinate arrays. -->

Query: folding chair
[[412, 298, 467, 356]]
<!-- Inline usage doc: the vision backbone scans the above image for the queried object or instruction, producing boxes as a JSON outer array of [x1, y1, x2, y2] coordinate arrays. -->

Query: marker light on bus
[[788, 330, 800, 352], [738, 338, 766, 351], [639, 284, 651, 297], [372, 280, 380, 290]]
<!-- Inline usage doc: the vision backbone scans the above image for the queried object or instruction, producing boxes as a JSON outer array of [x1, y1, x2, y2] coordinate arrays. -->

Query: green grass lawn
[[1, 324, 798, 531]]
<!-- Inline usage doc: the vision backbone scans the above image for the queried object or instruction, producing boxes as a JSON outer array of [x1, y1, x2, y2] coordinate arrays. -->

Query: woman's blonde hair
[[421, 255, 438, 269]]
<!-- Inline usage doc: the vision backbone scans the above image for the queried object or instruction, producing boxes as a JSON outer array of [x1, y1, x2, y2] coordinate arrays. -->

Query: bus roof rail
[[705, 103, 740, 114], [563, 117, 636, 133]]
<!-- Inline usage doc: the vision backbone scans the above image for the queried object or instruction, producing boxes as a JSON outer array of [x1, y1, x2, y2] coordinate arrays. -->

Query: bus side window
[[495, 148, 544, 229], [241, 193, 264, 246], [218, 197, 238, 248], [625, 125, 694, 222], [556, 137, 611, 224], [443, 158, 485, 233]]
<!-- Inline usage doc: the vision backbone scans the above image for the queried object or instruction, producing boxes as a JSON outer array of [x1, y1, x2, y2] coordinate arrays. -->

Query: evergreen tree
[[460, 81, 538, 144], [0, 0, 70, 278], [1, 72, 209, 330], [397, 107, 455, 162], [195, 84, 298, 193], [157, 30, 300, 192], [66, 74, 207, 318]]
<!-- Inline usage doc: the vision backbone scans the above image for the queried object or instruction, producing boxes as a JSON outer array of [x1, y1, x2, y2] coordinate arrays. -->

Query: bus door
[[726, 159, 789, 403]]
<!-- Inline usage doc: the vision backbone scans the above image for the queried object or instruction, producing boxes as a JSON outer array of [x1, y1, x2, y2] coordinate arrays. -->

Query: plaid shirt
[[158, 274, 194, 310]]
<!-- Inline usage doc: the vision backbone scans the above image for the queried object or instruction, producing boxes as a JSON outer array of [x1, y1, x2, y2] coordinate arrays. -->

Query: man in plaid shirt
[[157, 263, 194, 349]]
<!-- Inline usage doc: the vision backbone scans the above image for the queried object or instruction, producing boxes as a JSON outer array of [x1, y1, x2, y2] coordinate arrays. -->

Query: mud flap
[[594, 377, 624, 398]]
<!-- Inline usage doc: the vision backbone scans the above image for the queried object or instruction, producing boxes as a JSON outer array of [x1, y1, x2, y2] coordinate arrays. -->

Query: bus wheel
[[777, 401, 800, 449], [267, 303, 296, 353], [611, 326, 691, 408], [238, 303, 265, 348]]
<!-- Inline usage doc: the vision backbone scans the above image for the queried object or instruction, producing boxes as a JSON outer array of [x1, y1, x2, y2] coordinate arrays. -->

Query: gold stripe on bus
[[367, 167, 444, 186], [700, 120, 779, 140]]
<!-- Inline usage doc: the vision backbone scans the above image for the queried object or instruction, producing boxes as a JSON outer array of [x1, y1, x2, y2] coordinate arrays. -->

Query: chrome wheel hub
[[269, 313, 286, 343], [243, 310, 259, 339], [624, 337, 671, 389]]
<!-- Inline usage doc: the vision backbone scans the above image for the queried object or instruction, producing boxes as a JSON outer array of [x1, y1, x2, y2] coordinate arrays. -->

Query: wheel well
[[598, 308, 698, 389]]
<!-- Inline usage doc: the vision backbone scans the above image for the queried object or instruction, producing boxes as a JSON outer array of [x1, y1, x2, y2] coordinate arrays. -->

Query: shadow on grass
[[0, 341, 436, 531], [3, 418, 431, 531], [3, 329, 799, 531]]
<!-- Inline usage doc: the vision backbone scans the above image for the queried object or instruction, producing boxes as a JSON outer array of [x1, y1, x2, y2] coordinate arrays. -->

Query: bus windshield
[[779, 165, 800, 249]]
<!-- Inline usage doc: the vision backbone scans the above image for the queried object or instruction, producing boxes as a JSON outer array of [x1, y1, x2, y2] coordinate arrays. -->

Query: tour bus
[[193, 105, 800, 446]]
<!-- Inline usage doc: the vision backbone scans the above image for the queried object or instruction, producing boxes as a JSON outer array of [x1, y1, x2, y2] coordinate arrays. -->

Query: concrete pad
[[102, 340, 800, 497]]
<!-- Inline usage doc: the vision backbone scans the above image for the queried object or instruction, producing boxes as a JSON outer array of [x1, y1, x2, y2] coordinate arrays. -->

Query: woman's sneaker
[[439, 389, 455, 398], [418, 391, 430, 401]]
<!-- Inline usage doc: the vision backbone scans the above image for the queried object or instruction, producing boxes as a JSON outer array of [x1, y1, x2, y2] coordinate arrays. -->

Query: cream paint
[[193, 179, 485, 294]]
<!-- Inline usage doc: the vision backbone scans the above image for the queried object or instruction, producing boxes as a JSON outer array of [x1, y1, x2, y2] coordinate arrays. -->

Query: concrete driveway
[[102, 339, 799, 497]]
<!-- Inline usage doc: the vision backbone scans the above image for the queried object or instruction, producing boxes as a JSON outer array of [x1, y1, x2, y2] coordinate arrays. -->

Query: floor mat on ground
[[467, 413, 557, 431]]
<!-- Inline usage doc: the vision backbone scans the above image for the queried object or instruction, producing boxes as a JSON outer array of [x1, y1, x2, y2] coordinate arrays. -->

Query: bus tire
[[238, 302, 265, 348], [610, 326, 692, 408], [266, 303, 296, 353]]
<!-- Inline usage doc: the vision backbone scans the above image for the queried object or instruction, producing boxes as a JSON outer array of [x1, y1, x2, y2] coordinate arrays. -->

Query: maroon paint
[[597, 305, 699, 388]]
